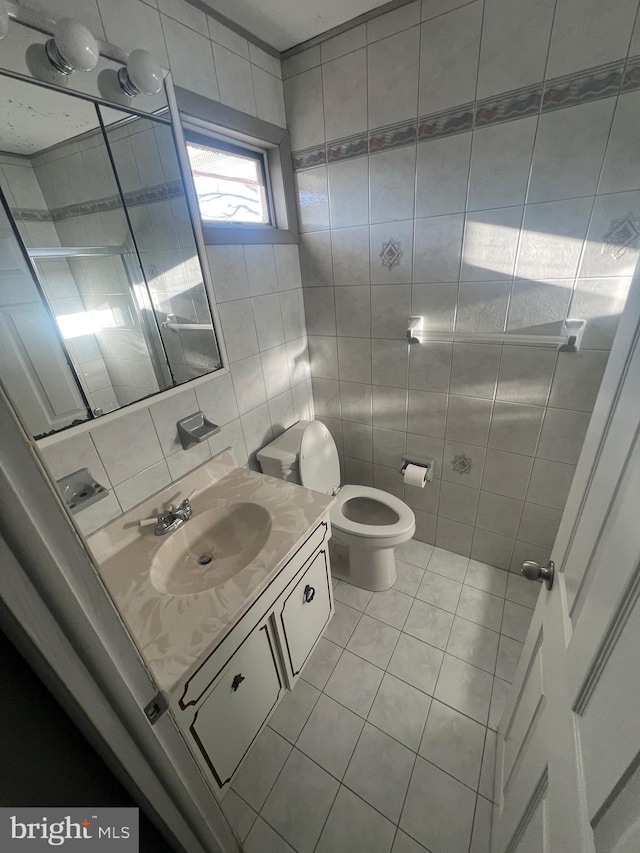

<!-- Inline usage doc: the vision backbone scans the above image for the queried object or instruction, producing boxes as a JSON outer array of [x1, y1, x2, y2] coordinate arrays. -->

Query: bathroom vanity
[[87, 450, 335, 797]]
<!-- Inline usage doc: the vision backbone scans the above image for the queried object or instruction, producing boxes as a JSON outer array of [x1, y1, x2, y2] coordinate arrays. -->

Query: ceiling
[[0, 78, 136, 159], [0, 77, 100, 156], [199, 0, 395, 52]]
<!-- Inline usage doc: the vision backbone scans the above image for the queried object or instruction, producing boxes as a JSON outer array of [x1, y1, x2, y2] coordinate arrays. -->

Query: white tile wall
[[286, 0, 640, 569], [18, 0, 309, 533], [38, 236, 311, 535]]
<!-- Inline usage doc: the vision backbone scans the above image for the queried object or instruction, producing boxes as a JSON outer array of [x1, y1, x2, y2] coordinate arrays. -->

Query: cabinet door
[[189, 621, 283, 789], [278, 549, 333, 678]]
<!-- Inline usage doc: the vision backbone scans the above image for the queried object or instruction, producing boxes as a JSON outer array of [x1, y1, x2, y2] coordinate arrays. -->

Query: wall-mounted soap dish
[[177, 411, 220, 450], [57, 468, 108, 515]]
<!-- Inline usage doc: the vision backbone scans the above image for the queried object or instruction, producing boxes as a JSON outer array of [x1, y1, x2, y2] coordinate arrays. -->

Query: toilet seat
[[331, 485, 416, 549], [257, 421, 417, 590]]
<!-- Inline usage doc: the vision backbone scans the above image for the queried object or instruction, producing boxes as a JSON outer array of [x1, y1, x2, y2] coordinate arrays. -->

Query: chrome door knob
[[521, 560, 555, 590]]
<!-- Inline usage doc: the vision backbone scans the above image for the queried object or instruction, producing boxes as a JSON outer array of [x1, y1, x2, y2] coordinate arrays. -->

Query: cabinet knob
[[231, 673, 245, 692], [303, 585, 315, 603]]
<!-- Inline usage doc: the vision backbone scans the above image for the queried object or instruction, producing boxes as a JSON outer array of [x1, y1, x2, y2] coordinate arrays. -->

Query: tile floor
[[221, 540, 537, 853]]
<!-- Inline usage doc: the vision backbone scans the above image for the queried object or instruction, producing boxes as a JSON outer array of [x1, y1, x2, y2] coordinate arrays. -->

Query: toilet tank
[[256, 421, 310, 483]]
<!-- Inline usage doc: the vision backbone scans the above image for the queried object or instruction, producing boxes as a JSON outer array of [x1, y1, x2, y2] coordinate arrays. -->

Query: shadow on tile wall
[[284, 0, 640, 568]]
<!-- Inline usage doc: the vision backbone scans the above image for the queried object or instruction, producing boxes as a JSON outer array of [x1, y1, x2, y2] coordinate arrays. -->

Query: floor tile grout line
[[296, 697, 366, 784], [236, 732, 294, 828], [272, 695, 503, 796], [331, 559, 533, 648], [308, 764, 341, 853], [303, 634, 505, 734], [249, 544, 524, 848], [479, 724, 496, 804], [220, 787, 259, 844]]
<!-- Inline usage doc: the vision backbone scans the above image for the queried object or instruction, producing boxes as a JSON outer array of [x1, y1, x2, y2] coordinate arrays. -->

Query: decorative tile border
[[542, 59, 625, 112], [475, 85, 541, 128], [418, 103, 473, 140], [622, 54, 640, 92], [292, 53, 639, 170], [369, 119, 416, 153], [292, 145, 326, 170], [10, 207, 55, 223], [10, 180, 185, 223], [327, 132, 368, 162]]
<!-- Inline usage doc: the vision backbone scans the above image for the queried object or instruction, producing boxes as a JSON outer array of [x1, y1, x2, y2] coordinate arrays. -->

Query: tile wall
[[22, 0, 286, 128], [102, 115, 224, 389], [24, 0, 312, 536], [37, 235, 312, 537], [285, 0, 640, 568], [32, 130, 163, 409], [0, 152, 119, 412]]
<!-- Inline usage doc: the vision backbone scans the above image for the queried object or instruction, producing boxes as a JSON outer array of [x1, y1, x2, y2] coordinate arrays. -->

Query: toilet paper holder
[[400, 456, 434, 482]]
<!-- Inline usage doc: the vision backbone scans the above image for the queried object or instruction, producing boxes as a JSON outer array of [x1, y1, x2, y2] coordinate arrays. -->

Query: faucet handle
[[177, 490, 198, 511], [139, 517, 158, 528]]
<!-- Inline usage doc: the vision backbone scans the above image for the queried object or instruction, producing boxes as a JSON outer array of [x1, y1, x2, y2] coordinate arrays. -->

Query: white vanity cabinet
[[189, 619, 284, 788], [171, 517, 333, 795], [277, 549, 333, 678]]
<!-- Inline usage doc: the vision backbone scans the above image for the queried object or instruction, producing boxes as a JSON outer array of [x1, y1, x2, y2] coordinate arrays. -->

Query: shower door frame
[[28, 245, 174, 409]]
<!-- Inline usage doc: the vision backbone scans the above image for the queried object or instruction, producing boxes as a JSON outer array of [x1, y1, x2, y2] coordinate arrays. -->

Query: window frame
[[175, 86, 299, 245], [184, 129, 275, 229]]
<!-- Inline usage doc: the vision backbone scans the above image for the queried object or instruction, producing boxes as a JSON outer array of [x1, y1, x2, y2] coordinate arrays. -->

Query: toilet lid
[[299, 421, 341, 495]]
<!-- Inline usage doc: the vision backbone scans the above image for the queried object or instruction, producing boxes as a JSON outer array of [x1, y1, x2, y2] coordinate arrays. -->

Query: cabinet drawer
[[189, 622, 283, 789], [278, 549, 332, 678]]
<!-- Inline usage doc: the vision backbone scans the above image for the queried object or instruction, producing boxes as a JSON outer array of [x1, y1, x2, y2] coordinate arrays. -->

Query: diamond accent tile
[[380, 239, 402, 269], [601, 212, 640, 260], [451, 453, 473, 475]]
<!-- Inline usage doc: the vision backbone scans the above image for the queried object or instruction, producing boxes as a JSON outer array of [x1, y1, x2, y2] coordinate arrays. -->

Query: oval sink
[[149, 503, 272, 595]]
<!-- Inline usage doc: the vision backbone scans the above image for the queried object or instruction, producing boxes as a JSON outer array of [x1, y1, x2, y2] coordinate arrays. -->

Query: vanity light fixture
[[118, 48, 163, 96], [45, 17, 99, 74], [0, 1, 10, 40]]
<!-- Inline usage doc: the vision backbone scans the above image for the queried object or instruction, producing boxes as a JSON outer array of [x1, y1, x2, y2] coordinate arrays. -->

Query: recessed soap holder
[[57, 468, 108, 515], [177, 411, 220, 450]]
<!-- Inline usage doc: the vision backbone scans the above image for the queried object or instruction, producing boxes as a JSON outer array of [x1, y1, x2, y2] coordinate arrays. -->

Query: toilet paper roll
[[403, 463, 428, 488]]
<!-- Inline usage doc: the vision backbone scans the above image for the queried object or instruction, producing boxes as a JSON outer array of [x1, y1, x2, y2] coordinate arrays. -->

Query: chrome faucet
[[139, 490, 197, 536]]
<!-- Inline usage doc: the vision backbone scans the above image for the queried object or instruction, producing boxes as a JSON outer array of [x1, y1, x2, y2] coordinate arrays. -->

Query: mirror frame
[[0, 63, 229, 438]]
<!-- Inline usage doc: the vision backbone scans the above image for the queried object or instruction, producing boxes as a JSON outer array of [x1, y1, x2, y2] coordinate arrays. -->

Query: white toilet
[[257, 420, 415, 591]]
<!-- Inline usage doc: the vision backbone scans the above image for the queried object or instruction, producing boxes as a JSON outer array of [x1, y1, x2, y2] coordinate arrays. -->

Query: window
[[185, 133, 272, 226], [176, 88, 298, 244]]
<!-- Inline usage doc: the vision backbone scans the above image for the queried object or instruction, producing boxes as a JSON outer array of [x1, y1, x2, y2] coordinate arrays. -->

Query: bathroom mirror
[[0, 72, 222, 438]]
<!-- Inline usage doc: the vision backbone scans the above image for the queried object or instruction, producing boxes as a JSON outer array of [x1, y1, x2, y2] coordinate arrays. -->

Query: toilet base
[[349, 544, 397, 591], [330, 538, 397, 592]]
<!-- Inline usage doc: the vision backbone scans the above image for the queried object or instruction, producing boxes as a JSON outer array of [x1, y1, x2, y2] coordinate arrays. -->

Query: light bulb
[[118, 49, 163, 97], [45, 17, 99, 74]]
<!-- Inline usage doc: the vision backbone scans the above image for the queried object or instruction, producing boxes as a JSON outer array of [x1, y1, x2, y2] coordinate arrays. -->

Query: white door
[[492, 276, 640, 852]]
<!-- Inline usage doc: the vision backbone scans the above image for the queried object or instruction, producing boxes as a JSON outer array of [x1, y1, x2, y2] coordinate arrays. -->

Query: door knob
[[521, 560, 555, 590]]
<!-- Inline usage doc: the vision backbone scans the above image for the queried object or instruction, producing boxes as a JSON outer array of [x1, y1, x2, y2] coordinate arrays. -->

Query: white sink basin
[[149, 503, 272, 595]]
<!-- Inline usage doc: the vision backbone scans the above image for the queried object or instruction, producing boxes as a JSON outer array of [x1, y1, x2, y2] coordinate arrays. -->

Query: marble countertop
[[88, 453, 334, 692]]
